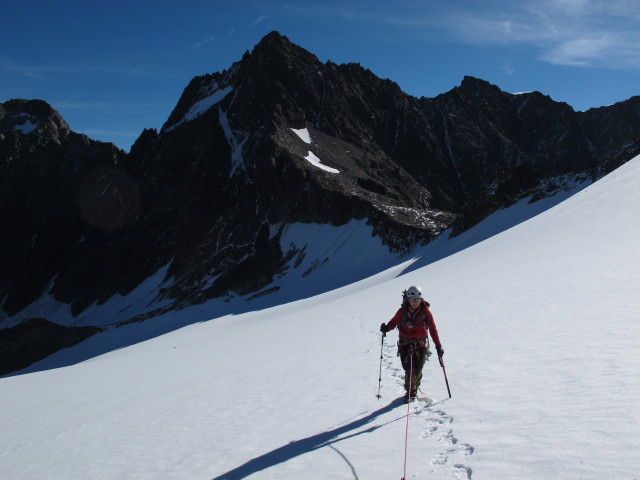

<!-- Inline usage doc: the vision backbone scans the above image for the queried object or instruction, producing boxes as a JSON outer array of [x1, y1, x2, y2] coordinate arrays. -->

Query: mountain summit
[[1, 31, 640, 372]]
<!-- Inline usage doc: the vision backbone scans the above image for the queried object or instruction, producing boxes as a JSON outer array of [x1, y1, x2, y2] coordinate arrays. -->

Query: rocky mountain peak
[[458, 75, 499, 94], [242, 30, 323, 78], [0, 99, 71, 145], [248, 30, 313, 62]]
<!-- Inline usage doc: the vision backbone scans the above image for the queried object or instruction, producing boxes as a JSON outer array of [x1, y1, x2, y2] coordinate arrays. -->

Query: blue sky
[[2, 0, 638, 151]]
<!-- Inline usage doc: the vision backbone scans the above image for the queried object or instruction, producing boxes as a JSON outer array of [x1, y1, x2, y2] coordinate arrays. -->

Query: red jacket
[[385, 300, 442, 347]]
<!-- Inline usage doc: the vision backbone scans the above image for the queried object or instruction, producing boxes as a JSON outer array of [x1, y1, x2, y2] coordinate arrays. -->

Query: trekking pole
[[401, 348, 413, 480], [376, 331, 386, 399], [439, 354, 452, 398]]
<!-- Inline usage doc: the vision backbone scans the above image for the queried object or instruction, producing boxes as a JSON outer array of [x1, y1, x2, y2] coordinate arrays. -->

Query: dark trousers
[[398, 340, 429, 392]]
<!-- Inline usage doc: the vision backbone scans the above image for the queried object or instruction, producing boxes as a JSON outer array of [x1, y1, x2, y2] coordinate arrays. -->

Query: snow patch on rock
[[304, 151, 340, 174], [165, 84, 233, 132], [291, 127, 312, 144]]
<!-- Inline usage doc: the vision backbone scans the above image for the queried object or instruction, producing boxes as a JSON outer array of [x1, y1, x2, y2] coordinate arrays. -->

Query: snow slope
[[1, 155, 639, 480]]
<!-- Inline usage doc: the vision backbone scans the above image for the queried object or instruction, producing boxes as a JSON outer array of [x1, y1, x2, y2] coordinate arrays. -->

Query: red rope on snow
[[401, 348, 413, 480]]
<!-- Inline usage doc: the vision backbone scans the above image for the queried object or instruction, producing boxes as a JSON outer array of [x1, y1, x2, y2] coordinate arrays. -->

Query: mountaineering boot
[[403, 390, 417, 402]]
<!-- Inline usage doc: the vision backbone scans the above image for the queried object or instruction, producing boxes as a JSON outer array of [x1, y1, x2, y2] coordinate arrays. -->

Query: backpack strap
[[400, 305, 429, 329]]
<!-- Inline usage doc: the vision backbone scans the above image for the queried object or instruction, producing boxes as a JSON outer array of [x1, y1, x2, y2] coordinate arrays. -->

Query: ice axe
[[376, 330, 386, 399], [438, 353, 452, 398]]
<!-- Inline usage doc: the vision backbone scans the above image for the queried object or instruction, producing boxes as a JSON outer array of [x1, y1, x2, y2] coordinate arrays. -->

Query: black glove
[[380, 323, 388, 333], [436, 346, 444, 357]]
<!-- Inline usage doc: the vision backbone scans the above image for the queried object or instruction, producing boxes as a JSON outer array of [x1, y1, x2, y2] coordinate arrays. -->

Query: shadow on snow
[[210, 398, 406, 480]]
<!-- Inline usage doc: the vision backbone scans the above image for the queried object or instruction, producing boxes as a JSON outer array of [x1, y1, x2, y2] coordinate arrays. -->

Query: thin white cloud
[[437, 0, 640, 69], [0, 55, 136, 80], [190, 15, 270, 50], [0, 54, 57, 80], [287, 0, 640, 70], [190, 35, 216, 50], [541, 36, 615, 67], [250, 15, 269, 26], [52, 100, 170, 114], [57, 93, 86, 104], [502, 63, 516, 75]]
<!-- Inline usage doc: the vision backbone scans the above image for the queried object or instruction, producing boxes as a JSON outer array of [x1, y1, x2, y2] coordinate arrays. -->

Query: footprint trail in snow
[[377, 327, 475, 479]]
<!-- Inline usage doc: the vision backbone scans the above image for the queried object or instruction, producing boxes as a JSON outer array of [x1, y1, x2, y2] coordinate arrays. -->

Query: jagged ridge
[[1, 31, 639, 329]]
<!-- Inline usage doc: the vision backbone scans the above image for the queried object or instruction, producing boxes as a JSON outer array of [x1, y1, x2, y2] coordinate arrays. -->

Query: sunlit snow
[[305, 151, 340, 173], [164, 85, 233, 132], [12, 118, 38, 134], [289, 127, 338, 173], [218, 107, 247, 176], [291, 127, 312, 144]]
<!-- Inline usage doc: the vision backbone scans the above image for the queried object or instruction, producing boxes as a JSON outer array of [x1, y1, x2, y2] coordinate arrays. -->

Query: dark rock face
[[0, 318, 101, 375], [0, 99, 128, 316], [1, 31, 639, 342]]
